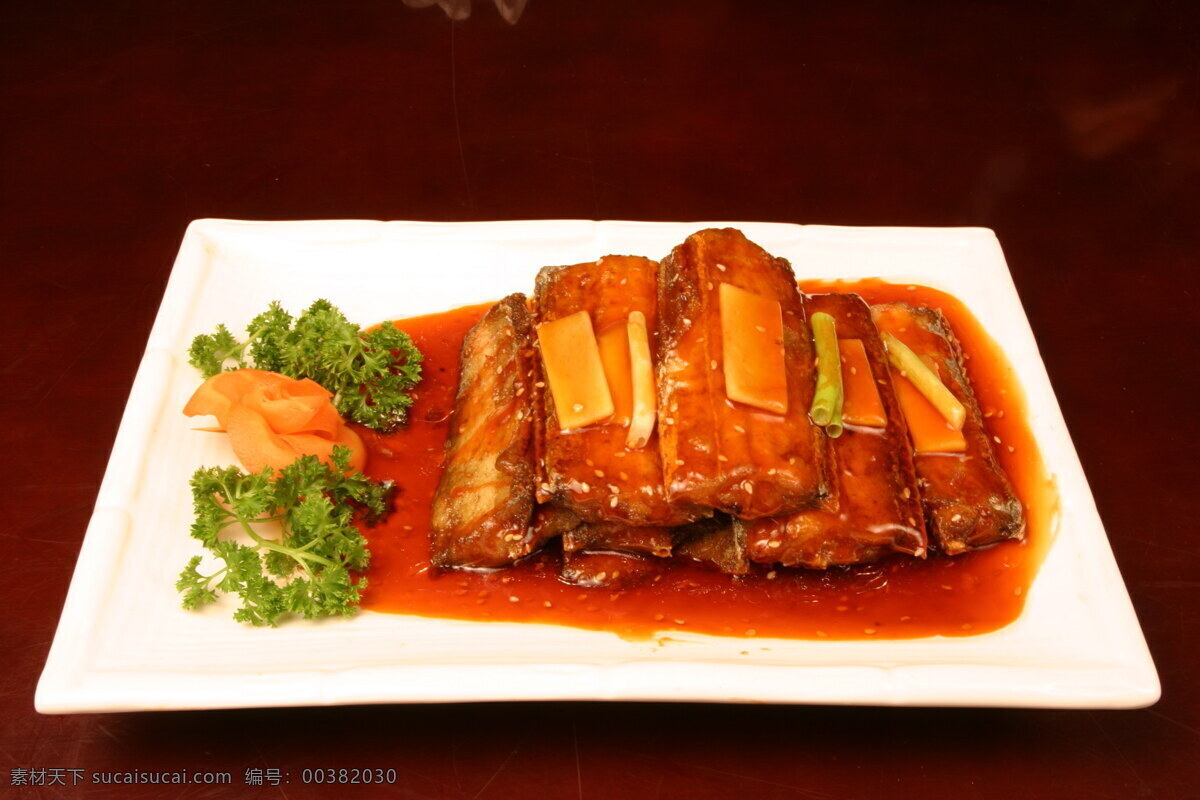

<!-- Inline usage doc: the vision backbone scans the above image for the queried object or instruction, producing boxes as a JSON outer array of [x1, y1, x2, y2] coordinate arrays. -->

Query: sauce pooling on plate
[[356, 281, 1057, 640]]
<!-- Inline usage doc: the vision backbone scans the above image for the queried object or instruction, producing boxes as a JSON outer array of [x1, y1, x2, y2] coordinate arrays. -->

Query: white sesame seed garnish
[[573, 403, 584, 413], [580, 482, 590, 492], [716, 263, 726, 271], [733, 425, 745, 433], [594, 469, 605, 478]]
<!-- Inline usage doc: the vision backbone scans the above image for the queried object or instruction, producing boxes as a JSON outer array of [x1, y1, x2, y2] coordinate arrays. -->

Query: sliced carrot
[[185, 368, 364, 473], [596, 323, 633, 427], [840, 339, 886, 428], [893, 372, 967, 454]]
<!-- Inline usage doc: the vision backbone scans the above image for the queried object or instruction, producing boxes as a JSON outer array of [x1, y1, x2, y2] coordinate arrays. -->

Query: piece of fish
[[657, 228, 827, 518], [534, 255, 704, 531], [429, 295, 539, 568], [871, 303, 1025, 554], [559, 549, 662, 588], [562, 522, 677, 558], [740, 294, 927, 568], [674, 514, 749, 574]]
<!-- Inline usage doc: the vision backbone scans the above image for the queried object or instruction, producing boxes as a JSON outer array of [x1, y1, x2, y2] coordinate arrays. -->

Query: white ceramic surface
[[35, 220, 1159, 713]]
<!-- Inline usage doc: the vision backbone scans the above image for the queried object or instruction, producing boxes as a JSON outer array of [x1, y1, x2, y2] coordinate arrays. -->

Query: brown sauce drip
[[357, 282, 1058, 640]]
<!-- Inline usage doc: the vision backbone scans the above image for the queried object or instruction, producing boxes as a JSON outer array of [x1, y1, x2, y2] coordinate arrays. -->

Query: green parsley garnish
[[187, 299, 422, 433], [175, 447, 393, 626]]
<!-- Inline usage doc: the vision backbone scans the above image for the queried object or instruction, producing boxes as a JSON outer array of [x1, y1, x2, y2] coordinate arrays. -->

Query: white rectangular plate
[[36, 220, 1159, 712]]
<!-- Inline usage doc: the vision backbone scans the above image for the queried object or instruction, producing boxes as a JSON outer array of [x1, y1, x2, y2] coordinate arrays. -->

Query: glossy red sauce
[[357, 283, 1057, 640]]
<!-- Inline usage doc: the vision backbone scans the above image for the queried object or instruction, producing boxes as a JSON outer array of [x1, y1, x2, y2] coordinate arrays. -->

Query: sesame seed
[[961, 623, 973, 630], [717, 455, 729, 462], [755, 325, 766, 333], [816, 630, 828, 637], [535, 381, 545, 388], [941, 585, 953, 591], [544, 601, 552, 608], [664, 417, 675, 425], [710, 360, 718, 370], [573, 403, 584, 413], [609, 496, 618, 507], [716, 263, 726, 271], [580, 482, 590, 492], [951, 513, 962, 522], [767, 468, 776, 475], [673, 618, 686, 625], [509, 596, 519, 603], [594, 469, 605, 478], [734, 425, 745, 433], [707, 281, 714, 290], [403, 525, 414, 531], [993, 435, 1001, 444], [1007, 445, 1015, 453], [675, 459, 685, 466], [900, 615, 911, 621], [1014, 587, 1023, 596], [654, 613, 665, 621], [850, 366, 857, 375], [682, 317, 692, 326], [864, 628, 877, 635], [767, 570, 777, 579], [619, 472, 628, 480]]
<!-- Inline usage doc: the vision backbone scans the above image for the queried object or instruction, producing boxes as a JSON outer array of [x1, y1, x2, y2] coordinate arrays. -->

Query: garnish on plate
[[175, 447, 392, 626], [188, 299, 423, 433]]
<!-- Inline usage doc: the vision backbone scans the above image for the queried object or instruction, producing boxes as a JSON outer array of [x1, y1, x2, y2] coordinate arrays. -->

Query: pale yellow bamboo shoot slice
[[625, 311, 657, 449], [839, 338, 887, 428], [719, 283, 788, 414], [537, 311, 614, 431]]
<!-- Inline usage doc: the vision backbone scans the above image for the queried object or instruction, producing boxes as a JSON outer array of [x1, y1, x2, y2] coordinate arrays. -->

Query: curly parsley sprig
[[187, 299, 422, 432], [175, 447, 393, 626]]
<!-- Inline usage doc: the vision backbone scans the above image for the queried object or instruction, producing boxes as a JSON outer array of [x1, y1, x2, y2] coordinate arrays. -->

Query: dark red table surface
[[3, 1, 1198, 798]]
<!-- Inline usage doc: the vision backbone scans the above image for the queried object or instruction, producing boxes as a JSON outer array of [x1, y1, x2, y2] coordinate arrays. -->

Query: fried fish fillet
[[429, 295, 539, 568], [740, 294, 927, 568], [674, 514, 749, 574], [559, 548, 662, 588], [534, 255, 703, 531], [657, 228, 827, 518], [871, 303, 1025, 554]]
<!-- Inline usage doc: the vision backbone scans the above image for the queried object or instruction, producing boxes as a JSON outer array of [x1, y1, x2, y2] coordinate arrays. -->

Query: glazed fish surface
[[656, 228, 827, 519], [871, 303, 1025, 554], [430, 295, 539, 568], [534, 255, 704, 531], [740, 293, 927, 568]]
